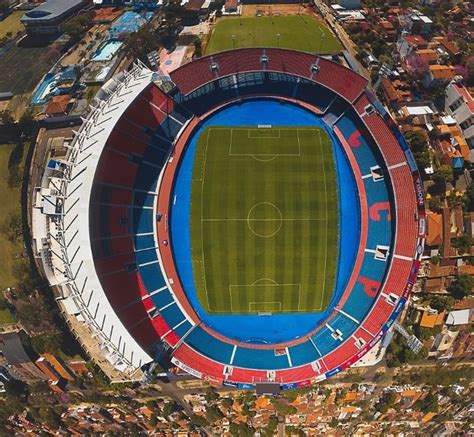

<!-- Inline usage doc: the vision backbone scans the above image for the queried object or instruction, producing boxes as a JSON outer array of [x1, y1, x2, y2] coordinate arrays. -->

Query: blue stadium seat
[[185, 326, 234, 364], [335, 112, 378, 175], [367, 217, 392, 248], [288, 340, 319, 367], [132, 208, 154, 235], [160, 302, 186, 329], [134, 234, 156, 251], [174, 319, 193, 337], [364, 177, 390, 204], [135, 248, 158, 266], [133, 191, 156, 208], [311, 326, 342, 357], [139, 263, 167, 292], [143, 146, 168, 167], [330, 312, 359, 338], [134, 164, 158, 192], [151, 288, 174, 309], [233, 346, 290, 370]]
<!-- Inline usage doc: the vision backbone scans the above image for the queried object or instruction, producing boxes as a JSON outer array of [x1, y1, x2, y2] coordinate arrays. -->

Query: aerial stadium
[[32, 48, 426, 389]]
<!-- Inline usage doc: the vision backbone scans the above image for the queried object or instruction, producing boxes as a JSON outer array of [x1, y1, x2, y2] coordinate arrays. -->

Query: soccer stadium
[[33, 48, 426, 389]]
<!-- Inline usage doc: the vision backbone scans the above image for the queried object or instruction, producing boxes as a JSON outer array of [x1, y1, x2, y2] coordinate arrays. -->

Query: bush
[[448, 274, 474, 299], [429, 295, 454, 312]]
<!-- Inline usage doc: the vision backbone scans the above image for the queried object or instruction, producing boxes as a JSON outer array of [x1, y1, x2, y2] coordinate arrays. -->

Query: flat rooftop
[[21, 0, 84, 23]]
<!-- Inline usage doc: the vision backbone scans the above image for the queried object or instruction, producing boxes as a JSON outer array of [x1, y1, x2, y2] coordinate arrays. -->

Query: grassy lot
[[0, 43, 62, 94], [191, 127, 338, 314], [0, 307, 14, 325], [0, 144, 25, 290], [0, 11, 24, 39], [205, 16, 342, 55]]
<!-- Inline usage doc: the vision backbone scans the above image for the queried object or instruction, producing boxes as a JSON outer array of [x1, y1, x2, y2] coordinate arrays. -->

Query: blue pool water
[[31, 73, 57, 105], [110, 11, 154, 35], [170, 99, 360, 344], [92, 40, 123, 62]]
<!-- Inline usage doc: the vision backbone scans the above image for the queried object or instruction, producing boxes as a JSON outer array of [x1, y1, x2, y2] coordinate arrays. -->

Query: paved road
[[313, 0, 371, 81]]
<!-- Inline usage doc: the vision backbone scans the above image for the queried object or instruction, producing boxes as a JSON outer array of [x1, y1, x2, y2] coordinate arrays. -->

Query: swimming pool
[[170, 99, 360, 344], [31, 73, 57, 105], [91, 40, 122, 62]]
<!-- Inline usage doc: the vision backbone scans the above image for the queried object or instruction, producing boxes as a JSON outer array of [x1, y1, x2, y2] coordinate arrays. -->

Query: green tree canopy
[[448, 274, 474, 299]]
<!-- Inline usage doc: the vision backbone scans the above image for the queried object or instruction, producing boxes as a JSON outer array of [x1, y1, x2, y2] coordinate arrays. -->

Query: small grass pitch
[[205, 16, 341, 55], [191, 126, 338, 314], [0, 11, 24, 39]]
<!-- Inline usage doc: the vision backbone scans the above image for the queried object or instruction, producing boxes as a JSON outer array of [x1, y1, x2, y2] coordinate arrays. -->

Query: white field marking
[[200, 129, 212, 311], [246, 202, 283, 238], [247, 128, 281, 138], [318, 129, 329, 310], [203, 127, 328, 313], [227, 127, 301, 157], [250, 154, 278, 162], [251, 277, 278, 285], [362, 173, 373, 179], [227, 283, 315, 313], [248, 301, 282, 312], [296, 128, 302, 156]]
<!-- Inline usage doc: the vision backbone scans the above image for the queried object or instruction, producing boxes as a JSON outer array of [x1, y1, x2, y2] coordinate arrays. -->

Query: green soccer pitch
[[205, 16, 342, 55], [190, 126, 339, 314]]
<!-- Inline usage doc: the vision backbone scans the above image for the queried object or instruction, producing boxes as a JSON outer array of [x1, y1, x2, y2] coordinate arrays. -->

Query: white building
[[445, 79, 474, 149]]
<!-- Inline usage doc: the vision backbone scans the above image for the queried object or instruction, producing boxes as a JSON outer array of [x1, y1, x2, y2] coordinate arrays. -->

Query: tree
[[428, 196, 443, 213], [221, 397, 233, 409], [432, 165, 453, 192], [2, 211, 22, 242], [406, 53, 429, 78], [430, 295, 454, 312], [193, 37, 202, 58], [190, 414, 208, 428], [123, 23, 159, 63], [205, 405, 223, 422], [0, 0, 9, 15], [30, 334, 62, 354], [63, 13, 93, 42], [162, 401, 179, 417], [0, 110, 15, 128], [452, 235, 473, 255], [466, 181, 474, 212], [406, 131, 431, 170], [448, 274, 474, 299], [274, 400, 297, 416]]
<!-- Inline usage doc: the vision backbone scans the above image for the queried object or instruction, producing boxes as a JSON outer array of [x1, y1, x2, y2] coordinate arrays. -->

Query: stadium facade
[[32, 49, 425, 387]]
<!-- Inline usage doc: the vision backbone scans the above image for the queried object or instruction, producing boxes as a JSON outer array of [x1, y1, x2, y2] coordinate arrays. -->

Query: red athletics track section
[[155, 97, 370, 350]]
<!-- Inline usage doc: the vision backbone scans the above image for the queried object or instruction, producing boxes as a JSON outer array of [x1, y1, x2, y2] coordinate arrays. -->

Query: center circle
[[246, 202, 283, 238]]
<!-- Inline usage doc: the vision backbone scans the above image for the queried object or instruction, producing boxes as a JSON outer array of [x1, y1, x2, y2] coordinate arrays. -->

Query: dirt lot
[[241, 3, 316, 17]]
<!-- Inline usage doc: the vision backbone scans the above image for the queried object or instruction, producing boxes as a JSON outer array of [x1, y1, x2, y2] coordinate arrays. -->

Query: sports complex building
[[32, 48, 426, 388]]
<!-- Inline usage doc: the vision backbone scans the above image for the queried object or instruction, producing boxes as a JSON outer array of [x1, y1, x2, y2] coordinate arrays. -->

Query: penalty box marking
[[229, 283, 301, 313], [226, 128, 303, 157]]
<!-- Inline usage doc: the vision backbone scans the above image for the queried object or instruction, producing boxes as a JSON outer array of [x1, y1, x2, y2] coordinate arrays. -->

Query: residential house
[[423, 65, 456, 88], [0, 332, 47, 382], [397, 34, 428, 60], [445, 79, 474, 149]]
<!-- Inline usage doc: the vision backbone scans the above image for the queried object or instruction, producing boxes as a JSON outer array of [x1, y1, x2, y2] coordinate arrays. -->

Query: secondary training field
[[205, 16, 342, 55], [190, 126, 338, 314]]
